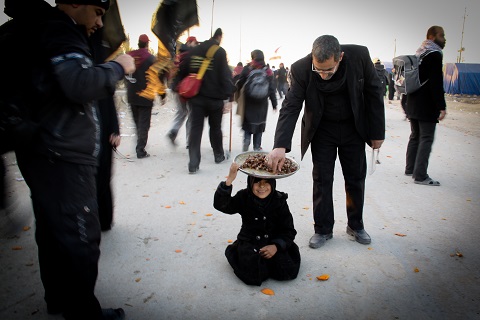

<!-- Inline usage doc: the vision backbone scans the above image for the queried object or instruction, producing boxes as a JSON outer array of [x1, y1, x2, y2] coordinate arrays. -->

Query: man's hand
[[114, 54, 136, 74], [438, 110, 447, 121], [259, 245, 277, 259], [109, 133, 121, 148], [370, 140, 384, 149], [223, 101, 232, 114], [266, 148, 286, 174]]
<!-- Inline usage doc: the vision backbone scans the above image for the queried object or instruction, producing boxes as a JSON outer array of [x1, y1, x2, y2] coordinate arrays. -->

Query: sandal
[[414, 178, 440, 186]]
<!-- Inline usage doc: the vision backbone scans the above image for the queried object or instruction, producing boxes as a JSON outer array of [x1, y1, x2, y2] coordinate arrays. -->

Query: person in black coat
[[235, 49, 277, 151], [405, 26, 447, 186], [214, 162, 300, 286], [267, 35, 385, 249]]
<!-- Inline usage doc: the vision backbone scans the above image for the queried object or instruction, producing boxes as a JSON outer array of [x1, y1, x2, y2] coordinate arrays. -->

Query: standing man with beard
[[267, 35, 385, 249], [405, 26, 447, 186]]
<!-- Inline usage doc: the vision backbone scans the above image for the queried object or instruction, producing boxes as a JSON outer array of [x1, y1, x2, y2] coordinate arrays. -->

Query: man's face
[[434, 28, 446, 49], [312, 52, 343, 81], [73, 5, 105, 36]]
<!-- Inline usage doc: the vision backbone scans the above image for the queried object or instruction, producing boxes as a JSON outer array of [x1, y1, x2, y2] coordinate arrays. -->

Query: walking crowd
[[0, 0, 449, 318]]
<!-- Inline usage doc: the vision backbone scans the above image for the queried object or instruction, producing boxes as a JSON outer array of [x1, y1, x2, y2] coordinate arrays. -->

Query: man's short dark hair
[[213, 28, 223, 38], [426, 25, 443, 39], [312, 35, 341, 62]]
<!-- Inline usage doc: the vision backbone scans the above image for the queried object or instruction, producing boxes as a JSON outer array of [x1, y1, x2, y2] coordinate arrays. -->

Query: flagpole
[[239, 12, 242, 63], [210, 0, 215, 37]]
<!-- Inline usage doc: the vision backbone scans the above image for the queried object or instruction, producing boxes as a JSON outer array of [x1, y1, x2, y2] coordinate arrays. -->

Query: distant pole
[[210, 0, 215, 37], [239, 14, 242, 63], [393, 38, 396, 58], [458, 7, 467, 63]]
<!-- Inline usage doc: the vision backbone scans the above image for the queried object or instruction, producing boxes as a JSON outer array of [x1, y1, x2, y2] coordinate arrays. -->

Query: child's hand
[[225, 162, 239, 186], [259, 245, 277, 259]]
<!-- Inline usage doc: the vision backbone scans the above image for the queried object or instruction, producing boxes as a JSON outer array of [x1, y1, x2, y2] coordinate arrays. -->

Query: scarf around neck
[[313, 59, 347, 94], [416, 39, 443, 57]]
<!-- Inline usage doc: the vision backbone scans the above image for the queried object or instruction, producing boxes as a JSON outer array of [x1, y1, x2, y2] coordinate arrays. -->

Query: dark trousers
[[187, 97, 224, 170], [16, 153, 103, 319], [277, 82, 287, 97], [310, 120, 367, 234], [131, 105, 152, 155], [400, 94, 407, 114], [243, 131, 262, 151], [97, 140, 113, 230], [405, 119, 437, 181], [388, 78, 395, 100]]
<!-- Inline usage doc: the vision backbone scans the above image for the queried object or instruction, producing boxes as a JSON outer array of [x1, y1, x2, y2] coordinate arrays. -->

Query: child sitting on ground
[[213, 162, 301, 286]]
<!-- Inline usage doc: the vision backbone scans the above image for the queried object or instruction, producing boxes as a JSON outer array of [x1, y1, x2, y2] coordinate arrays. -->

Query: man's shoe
[[47, 304, 63, 315], [137, 152, 150, 159], [346, 226, 371, 244], [214, 154, 225, 164], [188, 166, 199, 174], [102, 308, 125, 320], [309, 233, 333, 249], [167, 132, 177, 146]]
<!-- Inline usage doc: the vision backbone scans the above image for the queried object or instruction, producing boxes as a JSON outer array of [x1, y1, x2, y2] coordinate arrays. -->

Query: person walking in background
[[270, 65, 278, 96], [276, 62, 288, 98], [405, 26, 447, 186], [214, 162, 301, 286], [127, 34, 156, 159], [388, 67, 396, 101], [267, 35, 385, 249], [10, 1, 135, 319], [167, 36, 199, 148], [91, 23, 122, 232], [235, 49, 277, 152], [373, 58, 389, 97], [232, 61, 244, 83], [173, 28, 235, 174]]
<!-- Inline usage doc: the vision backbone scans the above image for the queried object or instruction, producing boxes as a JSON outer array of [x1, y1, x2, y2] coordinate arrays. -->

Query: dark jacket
[[126, 48, 156, 106], [277, 66, 288, 84], [174, 38, 234, 100], [273, 45, 385, 158], [15, 6, 124, 165], [406, 51, 446, 122], [374, 63, 389, 93], [236, 63, 277, 133]]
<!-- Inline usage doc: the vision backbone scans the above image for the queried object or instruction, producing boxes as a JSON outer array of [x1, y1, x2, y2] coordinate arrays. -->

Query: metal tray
[[234, 151, 299, 179]]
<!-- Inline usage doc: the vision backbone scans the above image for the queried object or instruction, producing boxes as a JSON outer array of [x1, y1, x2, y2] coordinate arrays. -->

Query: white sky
[[2, 0, 479, 66]]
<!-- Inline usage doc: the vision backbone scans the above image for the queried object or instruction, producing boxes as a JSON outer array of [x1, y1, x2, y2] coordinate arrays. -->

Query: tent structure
[[443, 63, 480, 95]]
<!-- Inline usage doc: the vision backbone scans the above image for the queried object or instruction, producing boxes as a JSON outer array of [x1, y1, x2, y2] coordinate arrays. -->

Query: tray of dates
[[234, 151, 299, 179]]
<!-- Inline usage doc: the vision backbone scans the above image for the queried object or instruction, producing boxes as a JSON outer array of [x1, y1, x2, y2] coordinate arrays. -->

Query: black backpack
[[0, 0, 52, 154], [0, 18, 38, 154], [244, 67, 269, 100]]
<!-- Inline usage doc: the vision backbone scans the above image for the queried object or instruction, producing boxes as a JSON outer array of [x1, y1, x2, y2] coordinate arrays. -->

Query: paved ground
[[1, 93, 479, 320]]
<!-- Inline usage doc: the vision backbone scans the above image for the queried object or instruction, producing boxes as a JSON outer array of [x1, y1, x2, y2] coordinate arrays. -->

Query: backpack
[[0, 17, 41, 154], [392, 50, 435, 95], [244, 67, 269, 99]]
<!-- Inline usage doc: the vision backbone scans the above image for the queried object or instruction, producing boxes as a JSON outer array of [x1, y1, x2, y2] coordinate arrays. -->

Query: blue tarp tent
[[443, 63, 480, 95]]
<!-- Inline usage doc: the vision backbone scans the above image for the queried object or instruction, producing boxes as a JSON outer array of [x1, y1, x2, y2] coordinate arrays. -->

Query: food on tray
[[240, 153, 298, 175]]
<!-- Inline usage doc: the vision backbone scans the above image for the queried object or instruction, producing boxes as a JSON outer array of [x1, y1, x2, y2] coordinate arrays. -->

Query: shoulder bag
[[177, 45, 220, 99]]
